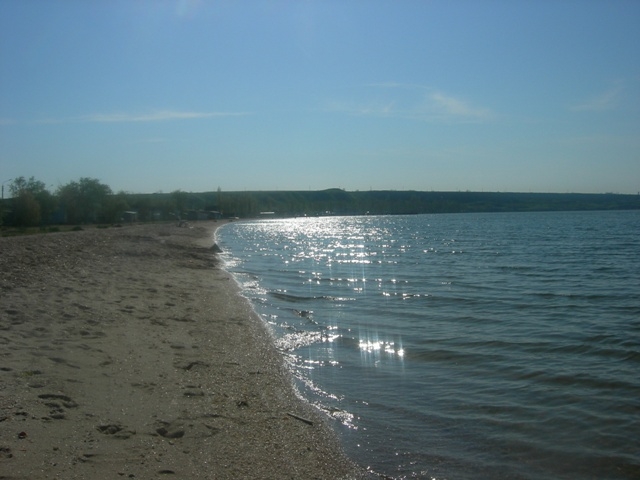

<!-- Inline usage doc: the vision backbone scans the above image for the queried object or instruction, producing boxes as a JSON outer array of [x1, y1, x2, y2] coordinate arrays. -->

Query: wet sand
[[0, 222, 365, 479]]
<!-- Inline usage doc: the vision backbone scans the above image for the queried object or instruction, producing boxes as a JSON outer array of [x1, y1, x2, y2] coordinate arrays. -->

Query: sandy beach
[[0, 222, 365, 479]]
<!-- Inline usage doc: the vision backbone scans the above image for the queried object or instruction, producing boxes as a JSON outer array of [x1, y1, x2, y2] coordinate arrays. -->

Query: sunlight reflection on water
[[218, 212, 640, 480]]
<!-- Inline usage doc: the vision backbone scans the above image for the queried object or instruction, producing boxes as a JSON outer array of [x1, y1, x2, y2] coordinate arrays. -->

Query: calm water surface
[[217, 211, 640, 479]]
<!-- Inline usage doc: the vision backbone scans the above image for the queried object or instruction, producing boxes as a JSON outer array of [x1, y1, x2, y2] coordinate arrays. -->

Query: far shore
[[0, 221, 366, 479]]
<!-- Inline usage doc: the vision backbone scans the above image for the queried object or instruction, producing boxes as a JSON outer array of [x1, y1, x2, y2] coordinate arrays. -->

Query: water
[[216, 211, 640, 479]]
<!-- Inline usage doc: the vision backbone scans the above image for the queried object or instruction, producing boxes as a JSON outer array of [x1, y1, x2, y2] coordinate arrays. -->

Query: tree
[[13, 192, 41, 227], [171, 190, 188, 218], [57, 177, 112, 224], [9, 176, 56, 226], [104, 191, 130, 223]]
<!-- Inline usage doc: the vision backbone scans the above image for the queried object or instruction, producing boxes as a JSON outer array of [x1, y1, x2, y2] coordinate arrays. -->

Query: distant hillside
[[211, 189, 640, 218], [6, 187, 636, 228], [5, 176, 639, 229]]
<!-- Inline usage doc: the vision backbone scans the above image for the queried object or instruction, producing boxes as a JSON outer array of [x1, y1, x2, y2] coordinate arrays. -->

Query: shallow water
[[217, 210, 640, 479]]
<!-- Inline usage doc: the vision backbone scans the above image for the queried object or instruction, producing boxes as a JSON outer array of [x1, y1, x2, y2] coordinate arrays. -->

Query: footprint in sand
[[38, 393, 78, 408], [155, 421, 185, 439], [38, 393, 78, 420], [96, 423, 136, 439]]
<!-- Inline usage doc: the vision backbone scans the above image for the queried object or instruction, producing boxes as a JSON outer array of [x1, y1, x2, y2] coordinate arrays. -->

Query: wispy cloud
[[570, 82, 623, 112], [130, 137, 171, 144], [34, 110, 250, 125], [427, 92, 493, 121], [175, 0, 203, 18], [325, 100, 396, 117], [365, 82, 429, 90], [326, 84, 494, 123], [81, 110, 249, 123]]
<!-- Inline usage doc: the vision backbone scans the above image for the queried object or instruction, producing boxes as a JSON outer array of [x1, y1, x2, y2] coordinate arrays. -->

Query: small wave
[[270, 291, 318, 302], [406, 347, 498, 366], [278, 307, 315, 319], [270, 291, 357, 306], [270, 291, 341, 303], [275, 330, 322, 351], [531, 291, 619, 301], [546, 342, 640, 363], [516, 369, 637, 391]]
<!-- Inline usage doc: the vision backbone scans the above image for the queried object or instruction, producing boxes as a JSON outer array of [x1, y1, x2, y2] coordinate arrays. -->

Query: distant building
[[122, 211, 138, 223], [186, 210, 222, 221]]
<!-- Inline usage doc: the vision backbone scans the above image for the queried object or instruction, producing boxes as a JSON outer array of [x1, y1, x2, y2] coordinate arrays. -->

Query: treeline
[[0, 176, 220, 227], [2, 177, 639, 228], [225, 189, 640, 216]]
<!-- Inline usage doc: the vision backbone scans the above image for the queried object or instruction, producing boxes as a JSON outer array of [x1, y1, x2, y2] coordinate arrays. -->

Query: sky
[[1, 0, 639, 195]]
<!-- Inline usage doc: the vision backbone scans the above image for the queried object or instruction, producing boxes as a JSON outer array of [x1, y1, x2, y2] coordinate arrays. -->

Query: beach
[[0, 221, 365, 479]]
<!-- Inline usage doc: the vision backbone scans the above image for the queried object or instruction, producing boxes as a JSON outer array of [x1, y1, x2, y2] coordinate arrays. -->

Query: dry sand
[[0, 222, 367, 479]]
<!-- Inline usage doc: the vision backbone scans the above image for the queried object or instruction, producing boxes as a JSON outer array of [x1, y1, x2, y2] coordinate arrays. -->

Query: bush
[[13, 192, 41, 227]]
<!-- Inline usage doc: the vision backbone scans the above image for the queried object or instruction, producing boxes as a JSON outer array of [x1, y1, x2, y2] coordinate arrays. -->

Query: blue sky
[[1, 0, 639, 194]]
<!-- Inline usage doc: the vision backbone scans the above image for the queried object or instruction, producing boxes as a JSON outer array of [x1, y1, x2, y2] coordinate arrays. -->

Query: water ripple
[[219, 211, 640, 480]]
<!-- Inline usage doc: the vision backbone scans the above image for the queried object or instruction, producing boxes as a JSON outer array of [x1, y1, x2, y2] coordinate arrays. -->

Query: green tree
[[9, 176, 42, 197], [57, 177, 112, 224], [171, 190, 187, 218], [13, 191, 41, 226], [9, 176, 56, 226], [104, 191, 130, 223], [131, 194, 151, 221]]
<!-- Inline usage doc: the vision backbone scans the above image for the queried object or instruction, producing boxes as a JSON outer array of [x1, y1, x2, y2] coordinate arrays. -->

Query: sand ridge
[[0, 222, 365, 479]]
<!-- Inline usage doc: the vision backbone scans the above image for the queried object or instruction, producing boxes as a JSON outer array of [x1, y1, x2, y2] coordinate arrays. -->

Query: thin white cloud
[[82, 110, 249, 123], [428, 92, 493, 121], [327, 84, 494, 123], [571, 82, 623, 112], [175, 0, 203, 18], [32, 110, 249, 125], [325, 100, 395, 117], [365, 82, 429, 90], [131, 137, 170, 144]]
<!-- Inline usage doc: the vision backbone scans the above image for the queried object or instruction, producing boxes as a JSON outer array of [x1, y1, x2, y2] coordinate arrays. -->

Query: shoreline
[[0, 221, 365, 479]]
